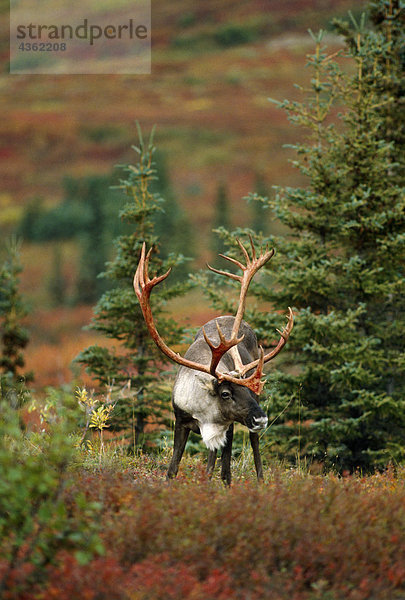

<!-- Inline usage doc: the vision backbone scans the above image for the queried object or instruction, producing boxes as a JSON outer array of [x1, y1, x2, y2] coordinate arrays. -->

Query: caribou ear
[[196, 373, 217, 396]]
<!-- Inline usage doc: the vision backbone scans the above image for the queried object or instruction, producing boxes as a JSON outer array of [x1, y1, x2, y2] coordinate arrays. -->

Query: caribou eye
[[220, 390, 232, 400]]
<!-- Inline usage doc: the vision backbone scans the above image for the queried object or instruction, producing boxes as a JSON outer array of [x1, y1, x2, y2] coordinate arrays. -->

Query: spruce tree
[[0, 237, 32, 400], [250, 174, 270, 236], [76, 126, 192, 449], [208, 1, 405, 472]]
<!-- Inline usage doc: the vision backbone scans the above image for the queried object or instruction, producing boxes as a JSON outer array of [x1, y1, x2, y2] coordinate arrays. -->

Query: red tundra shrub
[[98, 472, 405, 599], [41, 553, 126, 600], [7, 469, 404, 600], [0, 561, 35, 600], [127, 553, 198, 599], [128, 556, 254, 600]]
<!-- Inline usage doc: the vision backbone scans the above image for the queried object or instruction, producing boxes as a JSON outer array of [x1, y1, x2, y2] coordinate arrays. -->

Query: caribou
[[134, 238, 293, 484]]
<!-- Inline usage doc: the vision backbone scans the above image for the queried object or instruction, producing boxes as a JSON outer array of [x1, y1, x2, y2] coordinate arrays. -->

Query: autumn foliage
[[2, 464, 405, 600]]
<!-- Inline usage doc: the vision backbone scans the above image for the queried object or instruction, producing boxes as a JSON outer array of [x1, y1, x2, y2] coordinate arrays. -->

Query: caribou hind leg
[[167, 421, 190, 479], [249, 431, 264, 481]]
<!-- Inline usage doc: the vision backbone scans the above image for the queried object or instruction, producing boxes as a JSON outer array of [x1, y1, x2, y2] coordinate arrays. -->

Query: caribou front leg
[[249, 431, 263, 481], [167, 421, 190, 479], [220, 424, 234, 486]]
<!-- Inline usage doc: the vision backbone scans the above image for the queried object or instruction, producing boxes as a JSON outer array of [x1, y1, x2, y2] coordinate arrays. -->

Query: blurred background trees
[[17, 160, 193, 305], [17, 175, 119, 305], [211, 182, 231, 261]]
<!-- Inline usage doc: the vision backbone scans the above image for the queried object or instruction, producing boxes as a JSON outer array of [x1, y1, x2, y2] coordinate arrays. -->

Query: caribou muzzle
[[248, 414, 268, 433]]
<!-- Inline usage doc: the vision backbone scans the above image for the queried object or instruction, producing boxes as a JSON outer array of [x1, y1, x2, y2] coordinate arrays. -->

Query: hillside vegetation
[[2, 411, 405, 600], [1, 0, 360, 387]]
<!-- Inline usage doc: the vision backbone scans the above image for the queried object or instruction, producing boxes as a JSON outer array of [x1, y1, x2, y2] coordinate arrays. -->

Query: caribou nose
[[249, 415, 268, 432], [254, 415, 268, 427]]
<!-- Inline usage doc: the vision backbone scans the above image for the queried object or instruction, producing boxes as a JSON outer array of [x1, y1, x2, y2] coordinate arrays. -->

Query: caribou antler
[[239, 306, 294, 377], [208, 237, 293, 380], [207, 236, 275, 340], [134, 238, 292, 395], [202, 320, 244, 376], [134, 243, 244, 384], [207, 236, 274, 376]]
